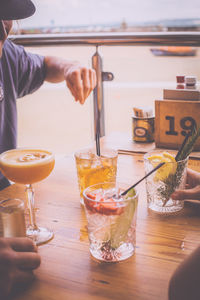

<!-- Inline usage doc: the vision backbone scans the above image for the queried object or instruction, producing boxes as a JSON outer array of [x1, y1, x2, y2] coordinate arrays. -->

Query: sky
[[21, 0, 200, 28]]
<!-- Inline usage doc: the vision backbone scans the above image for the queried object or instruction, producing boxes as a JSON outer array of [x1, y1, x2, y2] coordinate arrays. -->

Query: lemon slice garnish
[[162, 152, 177, 174], [148, 152, 177, 181], [148, 155, 163, 166]]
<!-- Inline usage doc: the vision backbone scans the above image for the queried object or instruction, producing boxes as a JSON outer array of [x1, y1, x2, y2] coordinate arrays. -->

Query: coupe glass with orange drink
[[0, 148, 55, 245]]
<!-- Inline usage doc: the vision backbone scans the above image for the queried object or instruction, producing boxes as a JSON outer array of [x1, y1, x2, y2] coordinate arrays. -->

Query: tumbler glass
[[75, 148, 118, 205], [144, 150, 188, 214], [83, 181, 138, 262]]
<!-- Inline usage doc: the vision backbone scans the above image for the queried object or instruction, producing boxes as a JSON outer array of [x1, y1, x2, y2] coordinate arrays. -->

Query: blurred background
[[12, 0, 200, 154]]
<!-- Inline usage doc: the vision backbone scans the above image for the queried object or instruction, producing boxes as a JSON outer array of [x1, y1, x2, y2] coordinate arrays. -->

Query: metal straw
[[95, 115, 101, 156], [95, 131, 100, 156]]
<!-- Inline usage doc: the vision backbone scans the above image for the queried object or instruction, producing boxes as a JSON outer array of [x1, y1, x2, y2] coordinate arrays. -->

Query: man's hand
[[64, 64, 96, 104], [0, 237, 41, 299], [44, 56, 96, 105], [171, 168, 200, 201]]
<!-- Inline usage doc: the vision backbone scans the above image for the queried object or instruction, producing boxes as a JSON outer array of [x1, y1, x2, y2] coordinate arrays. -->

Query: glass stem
[[26, 184, 38, 231]]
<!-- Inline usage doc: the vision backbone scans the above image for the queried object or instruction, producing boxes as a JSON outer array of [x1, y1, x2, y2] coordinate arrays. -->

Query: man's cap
[[0, 0, 36, 20]]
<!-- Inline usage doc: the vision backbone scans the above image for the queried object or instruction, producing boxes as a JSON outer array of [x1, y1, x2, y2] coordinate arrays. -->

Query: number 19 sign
[[155, 100, 200, 150]]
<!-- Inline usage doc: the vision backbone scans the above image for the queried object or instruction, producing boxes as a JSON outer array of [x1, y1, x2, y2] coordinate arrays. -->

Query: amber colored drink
[[0, 149, 55, 184], [75, 149, 118, 204], [0, 199, 26, 238]]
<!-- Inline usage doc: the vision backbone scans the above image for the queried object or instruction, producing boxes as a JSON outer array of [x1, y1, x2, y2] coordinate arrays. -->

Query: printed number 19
[[165, 116, 196, 136]]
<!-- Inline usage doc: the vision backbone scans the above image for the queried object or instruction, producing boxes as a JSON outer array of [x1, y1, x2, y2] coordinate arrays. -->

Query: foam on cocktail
[[0, 149, 55, 184]]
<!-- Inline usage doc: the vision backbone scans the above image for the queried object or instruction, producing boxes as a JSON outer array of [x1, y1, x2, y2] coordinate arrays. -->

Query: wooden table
[[1, 142, 200, 300]]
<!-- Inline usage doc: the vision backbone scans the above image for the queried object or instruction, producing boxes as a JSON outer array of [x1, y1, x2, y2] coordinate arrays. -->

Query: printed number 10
[[165, 116, 196, 136]]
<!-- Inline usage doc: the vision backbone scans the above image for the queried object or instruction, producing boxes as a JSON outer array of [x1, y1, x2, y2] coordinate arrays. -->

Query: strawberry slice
[[84, 193, 98, 213], [98, 198, 117, 215], [84, 193, 124, 215]]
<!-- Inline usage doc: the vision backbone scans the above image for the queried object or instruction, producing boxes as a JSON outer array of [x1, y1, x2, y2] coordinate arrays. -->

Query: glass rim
[[83, 181, 138, 203], [0, 198, 24, 209], [74, 148, 118, 159], [143, 150, 189, 163], [0, 148, 55, 165]]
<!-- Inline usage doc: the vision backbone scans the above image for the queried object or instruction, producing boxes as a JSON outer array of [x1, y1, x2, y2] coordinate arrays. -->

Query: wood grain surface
[[0, 141, 199, 300]]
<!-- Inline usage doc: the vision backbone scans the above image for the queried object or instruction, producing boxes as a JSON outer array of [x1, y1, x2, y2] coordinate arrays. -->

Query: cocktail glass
[[83, 182, 138, 262], [0, 148, 55, 245], [75, 148, 118, 205], [144, 150, 188, 214]]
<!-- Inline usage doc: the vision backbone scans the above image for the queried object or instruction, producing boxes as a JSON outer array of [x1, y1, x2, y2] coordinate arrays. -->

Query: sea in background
[[17, 45, 200, 154]]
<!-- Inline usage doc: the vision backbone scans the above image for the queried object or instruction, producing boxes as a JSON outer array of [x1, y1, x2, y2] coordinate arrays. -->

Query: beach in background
[[17, 45, 200, 154]]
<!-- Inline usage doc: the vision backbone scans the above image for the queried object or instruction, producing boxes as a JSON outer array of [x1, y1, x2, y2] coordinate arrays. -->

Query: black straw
[[95, 132, 100, 156], [95, 114, 101, 156], [121, 162, 165, 196]]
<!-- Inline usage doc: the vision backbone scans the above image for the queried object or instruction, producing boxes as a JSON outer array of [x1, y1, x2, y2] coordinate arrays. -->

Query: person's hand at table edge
[[171, 168, 200, 201], [0, 237, 41, 299]]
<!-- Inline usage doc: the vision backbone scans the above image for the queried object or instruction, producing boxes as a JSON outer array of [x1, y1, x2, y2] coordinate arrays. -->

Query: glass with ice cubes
[[75, 149, 118, 205], [83, 182, 138, 262]]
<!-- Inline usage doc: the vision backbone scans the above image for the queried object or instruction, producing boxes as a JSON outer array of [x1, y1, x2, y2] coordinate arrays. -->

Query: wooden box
[[163, 88, 200, 101], [155, 99, 200, 150]]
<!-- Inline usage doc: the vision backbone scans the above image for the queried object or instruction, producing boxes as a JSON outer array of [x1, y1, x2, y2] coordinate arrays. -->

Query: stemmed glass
[[0, 148, 55, 245]]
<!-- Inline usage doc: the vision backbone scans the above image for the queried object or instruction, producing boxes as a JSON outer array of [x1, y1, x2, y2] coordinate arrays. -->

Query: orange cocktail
[[0, 148, 55, 245], [0, 149, 55, 184]]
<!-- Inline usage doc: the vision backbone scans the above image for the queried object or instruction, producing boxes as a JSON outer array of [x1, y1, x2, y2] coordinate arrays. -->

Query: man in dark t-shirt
[[0, 39, 46, 188], [0, 0, 96, 298], [0, 3, 96, 191]]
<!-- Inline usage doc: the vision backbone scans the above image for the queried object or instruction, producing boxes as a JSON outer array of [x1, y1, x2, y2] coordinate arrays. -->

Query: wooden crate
[[155, 99, 200, 150], [163, 88, 200, 101]]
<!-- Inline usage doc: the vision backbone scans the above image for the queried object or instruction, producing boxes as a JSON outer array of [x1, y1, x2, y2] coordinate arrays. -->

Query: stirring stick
[[121, 162, 165, 196]]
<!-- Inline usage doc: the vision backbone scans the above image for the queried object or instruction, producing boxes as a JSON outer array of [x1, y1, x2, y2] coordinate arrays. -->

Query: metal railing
[[10, 32, 200, 47], [10, 31, 200, 138]]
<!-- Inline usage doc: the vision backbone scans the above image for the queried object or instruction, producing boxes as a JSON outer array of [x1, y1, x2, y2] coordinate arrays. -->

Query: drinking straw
[[95, 131, 100, 156], [95, 117, 101, 156], [121, 162, 165, 196]]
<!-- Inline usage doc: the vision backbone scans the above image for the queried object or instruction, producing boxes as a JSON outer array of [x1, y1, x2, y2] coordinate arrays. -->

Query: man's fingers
[[66, 66, 96, 104], [15, 251, 41, 270], [68, 70, 84, 104], [171, 186, 200, 201], [66, 80, 78, 101], [81, 68, 91, 100], [6, 237, 38, 253]]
